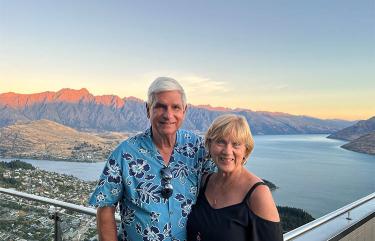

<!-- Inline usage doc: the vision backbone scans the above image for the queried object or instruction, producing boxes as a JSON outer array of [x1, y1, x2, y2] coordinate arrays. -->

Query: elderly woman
[[187, 114, 283, 241]]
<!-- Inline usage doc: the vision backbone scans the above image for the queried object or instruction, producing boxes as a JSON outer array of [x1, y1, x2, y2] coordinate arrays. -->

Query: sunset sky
[[1, 1, 374, 120]]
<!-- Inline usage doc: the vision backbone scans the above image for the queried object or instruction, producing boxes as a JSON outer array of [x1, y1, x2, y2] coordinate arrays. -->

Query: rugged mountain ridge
[[0, 88, 353, 134]]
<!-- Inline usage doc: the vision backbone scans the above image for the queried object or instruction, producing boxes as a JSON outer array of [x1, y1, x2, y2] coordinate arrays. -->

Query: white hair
[[147, 77, 187, 108]]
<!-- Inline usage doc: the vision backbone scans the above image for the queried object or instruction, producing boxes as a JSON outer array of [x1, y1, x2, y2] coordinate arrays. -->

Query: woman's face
[[210, 136, 246, 173]]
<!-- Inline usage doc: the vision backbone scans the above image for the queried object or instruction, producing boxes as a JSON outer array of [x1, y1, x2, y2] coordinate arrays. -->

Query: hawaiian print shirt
[[89, 128, 215, 241]]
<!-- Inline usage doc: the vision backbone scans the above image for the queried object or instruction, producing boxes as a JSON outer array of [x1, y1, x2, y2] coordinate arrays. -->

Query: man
[[89, 77, 214, 241]]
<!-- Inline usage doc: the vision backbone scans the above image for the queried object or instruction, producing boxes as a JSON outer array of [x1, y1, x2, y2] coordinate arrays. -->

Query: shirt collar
[[140, 127, 181, 152]]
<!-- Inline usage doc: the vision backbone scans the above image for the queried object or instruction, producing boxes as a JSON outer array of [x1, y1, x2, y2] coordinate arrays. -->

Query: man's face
[[148, 90, 186, 138]]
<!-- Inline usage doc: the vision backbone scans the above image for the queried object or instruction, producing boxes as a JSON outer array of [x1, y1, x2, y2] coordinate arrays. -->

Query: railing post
[[50, 211, 62, 241], [346, 210, 352, 220]]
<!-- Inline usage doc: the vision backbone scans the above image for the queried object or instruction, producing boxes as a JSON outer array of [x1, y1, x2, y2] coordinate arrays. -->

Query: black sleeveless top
[[186, 174, 283, 241]]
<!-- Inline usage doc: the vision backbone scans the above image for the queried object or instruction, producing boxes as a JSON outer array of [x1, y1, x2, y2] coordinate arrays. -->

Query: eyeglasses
[[160, 166, 173, 199]]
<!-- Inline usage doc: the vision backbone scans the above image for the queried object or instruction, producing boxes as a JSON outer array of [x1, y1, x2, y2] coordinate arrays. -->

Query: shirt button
[[169, 211, 173, 215]]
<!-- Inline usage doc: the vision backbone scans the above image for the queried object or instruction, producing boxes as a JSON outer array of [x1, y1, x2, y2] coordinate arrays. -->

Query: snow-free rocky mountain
[[0, 88, 353, 135]]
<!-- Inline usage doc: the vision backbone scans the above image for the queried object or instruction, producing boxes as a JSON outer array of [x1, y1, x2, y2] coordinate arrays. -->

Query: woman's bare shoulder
[[247, 178, 280, 222]]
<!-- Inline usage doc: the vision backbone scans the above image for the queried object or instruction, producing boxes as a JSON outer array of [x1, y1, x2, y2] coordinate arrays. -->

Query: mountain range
[[0, 88, 354, 135]]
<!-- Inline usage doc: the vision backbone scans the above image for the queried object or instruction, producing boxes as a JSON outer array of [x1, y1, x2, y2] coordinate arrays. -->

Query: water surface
[[247, 134, 375, 218]]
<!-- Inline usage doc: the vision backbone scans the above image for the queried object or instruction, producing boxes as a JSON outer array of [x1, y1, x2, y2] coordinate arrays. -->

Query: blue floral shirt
[[89, 128, 214, 241]]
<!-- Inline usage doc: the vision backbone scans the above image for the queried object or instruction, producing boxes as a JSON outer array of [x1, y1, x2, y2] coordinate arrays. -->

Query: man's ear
[[183, 105, 188, 114], [146, 103, 150, 118]]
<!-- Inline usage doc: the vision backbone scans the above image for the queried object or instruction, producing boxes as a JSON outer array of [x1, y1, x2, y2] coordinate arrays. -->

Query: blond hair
[[205, 114, 254, 163]]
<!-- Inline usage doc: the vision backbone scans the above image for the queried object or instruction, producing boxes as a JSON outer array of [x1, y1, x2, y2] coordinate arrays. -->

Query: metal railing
[[0, 187, 374, 241], [0, 187, 119, 220], [284, 192, 375, 240], [0, 187, 119, 241]]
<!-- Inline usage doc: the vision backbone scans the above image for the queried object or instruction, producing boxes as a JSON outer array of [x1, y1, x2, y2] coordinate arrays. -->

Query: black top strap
[[201, 173, 213, 192], [244, 181, 266, 202]]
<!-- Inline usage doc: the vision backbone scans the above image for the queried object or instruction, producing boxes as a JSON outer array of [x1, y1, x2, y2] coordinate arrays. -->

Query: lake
[[2, 134, 374, 218]]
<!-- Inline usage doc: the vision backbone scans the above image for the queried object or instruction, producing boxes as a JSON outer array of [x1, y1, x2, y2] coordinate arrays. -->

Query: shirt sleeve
[[88, 145, 124, 208], [249, 214, 284, 241], [196, 136, 216, 185]]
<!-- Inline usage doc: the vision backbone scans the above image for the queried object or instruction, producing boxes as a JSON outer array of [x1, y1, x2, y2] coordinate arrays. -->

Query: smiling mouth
[[160, 122, 175, 125], [220, 157, 235, 162]]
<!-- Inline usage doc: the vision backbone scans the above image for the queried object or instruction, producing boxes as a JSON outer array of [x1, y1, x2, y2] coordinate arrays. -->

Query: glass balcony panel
[[0, 193, 99, 241]]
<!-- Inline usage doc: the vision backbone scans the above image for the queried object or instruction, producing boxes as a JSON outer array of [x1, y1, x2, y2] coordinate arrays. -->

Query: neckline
[[202, 173, 247, 210], [201, 173, 266, 211], [142, 127, 180, 150], [145, 127, 179, 165], [203, 191, 279, 224], [203, 192, 245, 210]]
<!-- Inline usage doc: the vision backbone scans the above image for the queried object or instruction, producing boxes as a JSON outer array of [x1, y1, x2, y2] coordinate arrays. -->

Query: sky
[[0, 0, 374, 121]]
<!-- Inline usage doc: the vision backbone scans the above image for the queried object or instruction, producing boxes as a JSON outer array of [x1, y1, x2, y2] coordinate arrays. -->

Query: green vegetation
[[278, 206, 315, 232], [0, 160, 33, 188], [0, 160, 35, 170], [0, 175, 21, 188]]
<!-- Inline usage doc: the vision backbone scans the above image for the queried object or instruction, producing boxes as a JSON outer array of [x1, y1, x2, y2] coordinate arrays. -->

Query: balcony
[[0, 187, 374, 241]]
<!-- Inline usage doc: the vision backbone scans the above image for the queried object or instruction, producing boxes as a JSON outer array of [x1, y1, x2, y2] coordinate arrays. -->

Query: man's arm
[[97, 206, 117, 241]]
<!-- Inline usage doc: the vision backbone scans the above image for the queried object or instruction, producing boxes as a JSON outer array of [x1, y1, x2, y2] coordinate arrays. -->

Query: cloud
[[179, 75, 231, 95]]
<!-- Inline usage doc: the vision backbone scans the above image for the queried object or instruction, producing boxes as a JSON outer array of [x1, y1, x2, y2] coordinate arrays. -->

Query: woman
[[187, 114, 283, 241]]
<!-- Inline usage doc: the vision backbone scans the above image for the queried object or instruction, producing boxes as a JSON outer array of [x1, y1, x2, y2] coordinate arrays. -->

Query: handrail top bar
[[1, 187, 373, 239], [283, 192, 375, 240], [0, 187, 121, 221]]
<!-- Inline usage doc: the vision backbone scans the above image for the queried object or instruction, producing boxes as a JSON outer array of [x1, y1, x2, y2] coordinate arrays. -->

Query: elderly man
[[89, 77, 214, 241]]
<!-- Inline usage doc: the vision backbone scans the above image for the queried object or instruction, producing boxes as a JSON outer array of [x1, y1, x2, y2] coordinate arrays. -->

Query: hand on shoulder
[[248, 184, 280, 222]]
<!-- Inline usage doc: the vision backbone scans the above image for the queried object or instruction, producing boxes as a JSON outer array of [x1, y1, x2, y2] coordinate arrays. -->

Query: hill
[[278, 206, 314, 232], [328, 116, 375, 141], [0, 88, 353, 135], [328, 116, 375, 155], [341, 132, 375, 155], [0, 119, 128, 162]]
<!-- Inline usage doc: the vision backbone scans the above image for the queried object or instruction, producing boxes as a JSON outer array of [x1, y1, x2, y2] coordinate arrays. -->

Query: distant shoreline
[[327, 136, 375, 156], [0, 157, 104, 163]]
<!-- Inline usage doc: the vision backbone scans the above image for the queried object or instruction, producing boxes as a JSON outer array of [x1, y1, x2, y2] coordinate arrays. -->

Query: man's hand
[[97, 206, 117, 241]]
